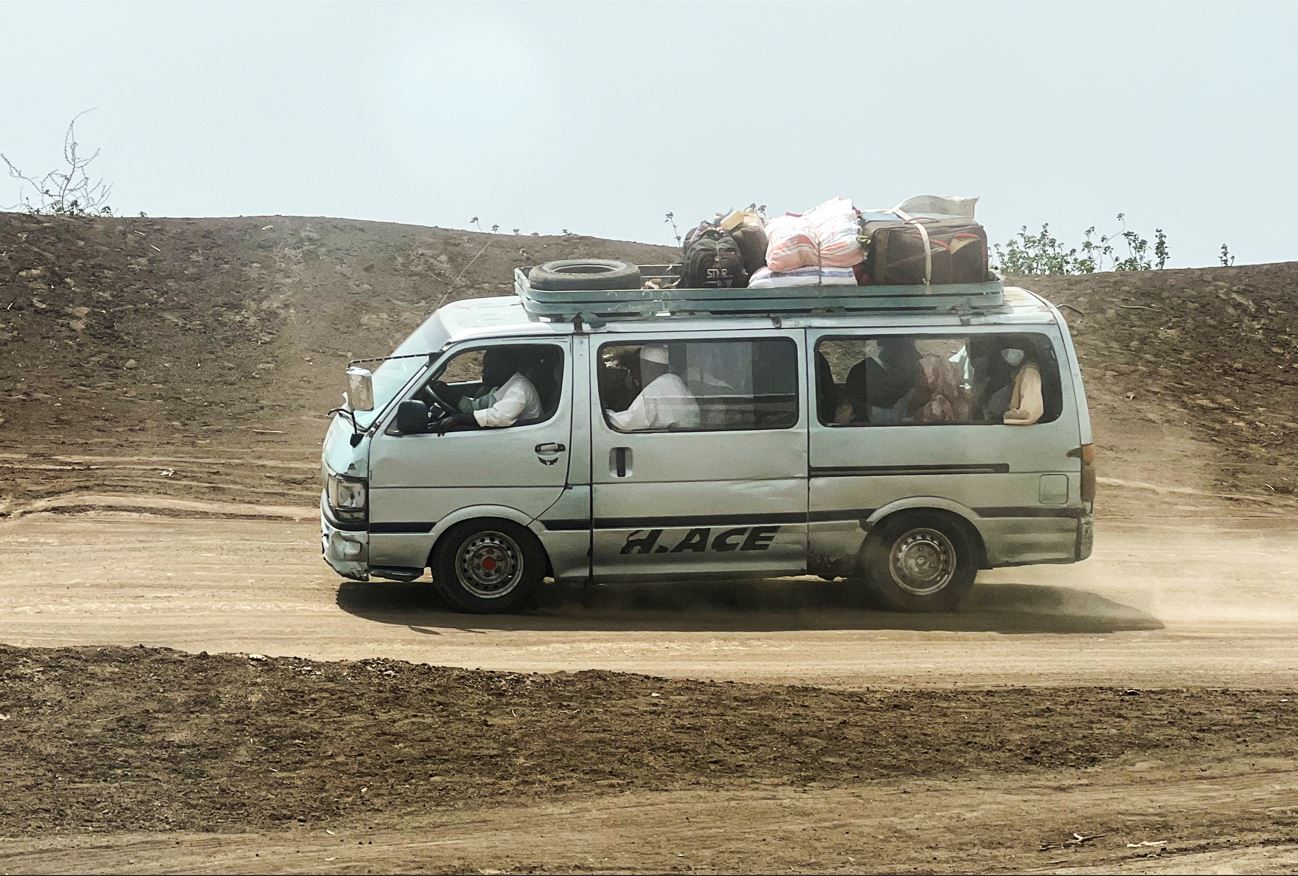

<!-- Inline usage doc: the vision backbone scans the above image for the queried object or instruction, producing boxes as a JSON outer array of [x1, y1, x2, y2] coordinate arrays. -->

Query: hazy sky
[[3, 0, 1294, 267]]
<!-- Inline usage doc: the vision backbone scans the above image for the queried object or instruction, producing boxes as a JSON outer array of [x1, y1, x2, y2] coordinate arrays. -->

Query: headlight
[[326, 471, 368, 521]]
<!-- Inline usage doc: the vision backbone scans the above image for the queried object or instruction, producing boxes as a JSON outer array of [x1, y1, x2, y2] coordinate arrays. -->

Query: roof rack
[[515, 264, 1005, 321]]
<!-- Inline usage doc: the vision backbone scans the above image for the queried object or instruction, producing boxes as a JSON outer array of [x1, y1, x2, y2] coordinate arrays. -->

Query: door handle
[[534, 441, 566, 466], [610, 447, 632, 477]]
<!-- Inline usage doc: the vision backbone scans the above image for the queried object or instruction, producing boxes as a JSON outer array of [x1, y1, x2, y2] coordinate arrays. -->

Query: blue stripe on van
[[810, 464, 1010, 477], [369, 522, 436, 534], [538, 518, 590, 531], [540, 506, 1080, 531], [975, 506, 1084, 519], [808, 509, 875, 523], [807, 507, 1080, 522], [541, 513, 805, 531]]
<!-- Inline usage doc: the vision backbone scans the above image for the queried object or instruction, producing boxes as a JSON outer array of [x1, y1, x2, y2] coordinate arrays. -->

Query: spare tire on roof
[[528, 259, 641, 291]]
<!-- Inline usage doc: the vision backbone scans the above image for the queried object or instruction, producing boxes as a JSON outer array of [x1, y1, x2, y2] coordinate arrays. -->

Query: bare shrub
[[3, 110, 114, 216]]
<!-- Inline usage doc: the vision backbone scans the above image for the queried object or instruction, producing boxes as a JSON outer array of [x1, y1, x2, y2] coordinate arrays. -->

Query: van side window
[[598, 338, 798, 432], [815, 333, 1061, 426], [409, 343, 565, 429]]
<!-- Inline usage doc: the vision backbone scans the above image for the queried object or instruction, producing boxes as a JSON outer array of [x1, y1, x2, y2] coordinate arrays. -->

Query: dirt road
[[3, 505, 1296, 690], [10, 791, 1298, 875], [3, 493, 1298, 873]]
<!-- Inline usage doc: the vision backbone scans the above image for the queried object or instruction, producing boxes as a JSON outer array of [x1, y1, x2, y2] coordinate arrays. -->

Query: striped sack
[[804, 197, 865, 268], [764, 215, 820, 272], [748, 266, 857, 288]]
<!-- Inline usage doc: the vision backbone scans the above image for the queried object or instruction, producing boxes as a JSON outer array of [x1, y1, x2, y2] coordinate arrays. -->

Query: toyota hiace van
[[321, 265, 1094, 613]]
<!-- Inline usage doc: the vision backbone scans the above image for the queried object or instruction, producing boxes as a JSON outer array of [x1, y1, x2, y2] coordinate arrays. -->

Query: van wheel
[[864, 514, 976, 612], [432, 520, 544, 613], [527, 259, 641, 291]]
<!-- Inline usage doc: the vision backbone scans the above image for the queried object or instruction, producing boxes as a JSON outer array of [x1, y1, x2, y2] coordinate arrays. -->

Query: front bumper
[[320, 491, 369, 581]]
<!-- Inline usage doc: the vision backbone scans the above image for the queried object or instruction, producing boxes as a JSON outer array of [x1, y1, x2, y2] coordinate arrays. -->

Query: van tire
[[863, 513, 976, 612], [528, 259, 641, 291], [431, 520, 544, 613]]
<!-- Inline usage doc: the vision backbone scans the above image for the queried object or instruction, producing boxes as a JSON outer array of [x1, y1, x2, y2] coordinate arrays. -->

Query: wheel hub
[[888, 528, 956, 596], [456, 532, 523, 599]]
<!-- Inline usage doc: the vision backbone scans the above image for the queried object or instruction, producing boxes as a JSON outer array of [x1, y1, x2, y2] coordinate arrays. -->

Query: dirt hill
[[0, 213, 673, 513], [1026, 267, 1297, 502], [0, 212, 673, 435], [1, 211, 1294, 514]]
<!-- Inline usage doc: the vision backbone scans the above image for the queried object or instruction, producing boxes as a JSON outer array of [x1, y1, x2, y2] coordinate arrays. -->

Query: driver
[[431, 347, 542, 433]]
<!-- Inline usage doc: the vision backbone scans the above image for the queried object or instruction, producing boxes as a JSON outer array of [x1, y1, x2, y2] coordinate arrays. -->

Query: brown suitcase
[[860, 217, 989, 285]]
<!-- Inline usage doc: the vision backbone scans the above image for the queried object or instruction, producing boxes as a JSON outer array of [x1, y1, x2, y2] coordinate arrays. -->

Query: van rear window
[[598, 338, 798, 432], [815, 333, 1062, 426]]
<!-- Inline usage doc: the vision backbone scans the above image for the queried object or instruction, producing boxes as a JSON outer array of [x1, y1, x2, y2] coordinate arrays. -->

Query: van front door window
[[417, 344, 560, 433]]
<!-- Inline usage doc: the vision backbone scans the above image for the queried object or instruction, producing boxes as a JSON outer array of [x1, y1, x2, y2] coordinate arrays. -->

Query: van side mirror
[[396, 399, 430, 434], [346, 366, 375, 411]]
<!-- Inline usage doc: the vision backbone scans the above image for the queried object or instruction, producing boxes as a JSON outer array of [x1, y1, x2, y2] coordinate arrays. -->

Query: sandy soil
[[2, 509, 1296, 690], [1, 500, 1297, 873], [2, 642, 1297, 875], [7, 764, 1298, 874]]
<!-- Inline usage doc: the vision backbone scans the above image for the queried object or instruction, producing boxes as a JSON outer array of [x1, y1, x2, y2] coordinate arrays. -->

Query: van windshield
[[352, 316, 449, 429]]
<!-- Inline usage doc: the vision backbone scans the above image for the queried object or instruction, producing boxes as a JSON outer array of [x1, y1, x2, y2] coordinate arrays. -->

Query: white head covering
[[640, 344, 669, 366]]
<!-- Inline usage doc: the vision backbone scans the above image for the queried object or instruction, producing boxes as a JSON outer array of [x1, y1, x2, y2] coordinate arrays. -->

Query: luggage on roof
[[677, 194, 988, 290], [681, 225, 748, 289], [518, 194, 997, 320], [860, 217, 989, 286]]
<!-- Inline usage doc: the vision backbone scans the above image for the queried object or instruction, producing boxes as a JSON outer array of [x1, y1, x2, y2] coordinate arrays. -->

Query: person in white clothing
[[433, 347, 543, 433], [606, 344, 701, 432], [1000, 348, 1044, 426]]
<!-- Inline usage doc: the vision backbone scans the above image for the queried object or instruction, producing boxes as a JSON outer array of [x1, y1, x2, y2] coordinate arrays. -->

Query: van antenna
[[432, 237, 493, 312]]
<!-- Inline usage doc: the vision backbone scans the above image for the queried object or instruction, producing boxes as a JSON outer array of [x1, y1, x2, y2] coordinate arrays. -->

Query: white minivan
[[321, 263, 1095, 613]]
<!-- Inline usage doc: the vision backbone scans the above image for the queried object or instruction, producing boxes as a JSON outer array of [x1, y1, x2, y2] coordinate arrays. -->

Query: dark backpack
[[681, 226, 748, 289]]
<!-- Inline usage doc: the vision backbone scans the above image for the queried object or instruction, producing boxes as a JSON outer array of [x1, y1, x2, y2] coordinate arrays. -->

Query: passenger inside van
[[837, 338, 920, 424], [1000, 347, 1044, 426], [431, 346, 543, 432], [598, 347, 640, 413], [834, 363, 867, 424], [906, 353, 969, 424], [967, 338, 1043, 425], [815, 351, 838, 423], [605, 344, 701, 431], [968, 336, 1014, 422], [818, 334, 1056, 429]]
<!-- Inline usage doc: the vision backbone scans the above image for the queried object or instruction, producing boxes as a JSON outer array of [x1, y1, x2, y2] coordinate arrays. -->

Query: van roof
[[434, 285, 1061, 343]]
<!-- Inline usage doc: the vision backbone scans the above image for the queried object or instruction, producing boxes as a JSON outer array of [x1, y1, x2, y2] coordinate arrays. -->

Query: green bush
[[993, 214, 1172, 275]]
